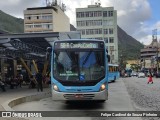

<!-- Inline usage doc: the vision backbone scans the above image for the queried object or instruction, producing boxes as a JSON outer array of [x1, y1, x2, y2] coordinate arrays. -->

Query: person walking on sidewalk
[[0, 73, 6, 92], [147, 72, 153, 84], [36, 70, 43, 92]]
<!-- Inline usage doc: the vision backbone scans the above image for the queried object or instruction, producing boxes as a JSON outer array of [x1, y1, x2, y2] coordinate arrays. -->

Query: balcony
[[141, 48, 157, 52], [24, 19, 52, 24], [141, 53, 157, 57]]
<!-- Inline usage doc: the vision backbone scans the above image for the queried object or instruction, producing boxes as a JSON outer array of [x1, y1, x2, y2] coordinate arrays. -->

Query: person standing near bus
[[36, 70, 43, 92], [147, 72, 153, 84]]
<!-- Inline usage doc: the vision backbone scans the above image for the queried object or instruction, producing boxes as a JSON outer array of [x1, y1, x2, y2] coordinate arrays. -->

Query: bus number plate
[[75, 94, 84, 98]]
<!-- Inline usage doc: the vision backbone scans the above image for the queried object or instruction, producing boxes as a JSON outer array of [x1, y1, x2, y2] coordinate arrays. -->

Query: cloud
[[139, 35, 152, 45], [0, 0, 156, 45], [0, 0, 42, 18], [65, 0, 152, 45]]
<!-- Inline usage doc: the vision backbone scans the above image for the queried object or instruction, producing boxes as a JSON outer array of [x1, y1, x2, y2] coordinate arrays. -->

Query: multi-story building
[[140, 39, 160, 69], [24, 6, 70, 33], [76, 4, 118, 63]]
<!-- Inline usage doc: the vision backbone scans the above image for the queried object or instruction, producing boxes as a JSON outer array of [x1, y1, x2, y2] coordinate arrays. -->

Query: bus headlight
[[100, 83, 106, 91], [53, 84, 59, 91]]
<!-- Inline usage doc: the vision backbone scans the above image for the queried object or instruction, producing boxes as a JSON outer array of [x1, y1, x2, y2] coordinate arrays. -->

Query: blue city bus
[[108, 64, 120, 82], [49, 39, 109, 101]]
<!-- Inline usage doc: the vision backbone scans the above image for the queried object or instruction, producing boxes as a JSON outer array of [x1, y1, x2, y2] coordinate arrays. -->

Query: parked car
[[156, 72, 160, 78], [131, 72, 138, 77], [138, 72, 145, 78]]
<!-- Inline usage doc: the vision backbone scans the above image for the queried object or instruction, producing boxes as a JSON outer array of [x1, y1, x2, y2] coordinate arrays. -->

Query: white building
[[24, 6, 70, 33], [76, 4, 118, 63]]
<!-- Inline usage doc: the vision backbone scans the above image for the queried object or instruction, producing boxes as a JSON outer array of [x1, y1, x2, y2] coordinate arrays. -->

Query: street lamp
[[152, 29, 159, 73]]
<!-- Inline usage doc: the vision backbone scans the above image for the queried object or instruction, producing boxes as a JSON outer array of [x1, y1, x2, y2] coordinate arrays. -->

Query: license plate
[[75, 94, 84, 98]]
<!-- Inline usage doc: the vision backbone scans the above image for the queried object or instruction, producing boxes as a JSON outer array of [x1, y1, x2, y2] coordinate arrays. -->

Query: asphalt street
[[13, 78, 142, 120]]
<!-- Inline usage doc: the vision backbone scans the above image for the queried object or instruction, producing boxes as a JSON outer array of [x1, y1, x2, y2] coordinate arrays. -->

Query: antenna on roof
[[95, 0, 101, 6]]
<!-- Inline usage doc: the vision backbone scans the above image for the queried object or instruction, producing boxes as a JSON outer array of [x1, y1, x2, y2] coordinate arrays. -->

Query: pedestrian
[[0, 73, 6, 92], [29, 75, 36, 89], [36, 70, 43, 92], [147, 72, 153, 84]]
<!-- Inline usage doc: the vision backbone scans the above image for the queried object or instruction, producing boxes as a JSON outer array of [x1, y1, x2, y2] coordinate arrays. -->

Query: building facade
[[140, 39, 160, 69], [76, 4, 118, 63], [24, 6, 70, 33]]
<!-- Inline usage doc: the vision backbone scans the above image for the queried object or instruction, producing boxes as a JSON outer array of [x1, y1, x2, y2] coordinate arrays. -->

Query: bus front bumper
[[52, 89, 108, 101]]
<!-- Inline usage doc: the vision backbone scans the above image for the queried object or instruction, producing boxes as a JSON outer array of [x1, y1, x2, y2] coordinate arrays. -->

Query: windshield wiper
[[82, 50, 92, 67]]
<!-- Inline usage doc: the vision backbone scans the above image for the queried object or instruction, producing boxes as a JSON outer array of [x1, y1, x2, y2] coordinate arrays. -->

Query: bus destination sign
[[55, 42, 100, 49]]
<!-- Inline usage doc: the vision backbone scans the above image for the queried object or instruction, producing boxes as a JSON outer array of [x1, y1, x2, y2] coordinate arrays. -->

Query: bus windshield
[[53, 50, 105, 82]]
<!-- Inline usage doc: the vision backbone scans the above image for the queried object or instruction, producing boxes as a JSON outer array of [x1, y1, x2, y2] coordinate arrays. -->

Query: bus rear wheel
[[97, 100, 106, 102]]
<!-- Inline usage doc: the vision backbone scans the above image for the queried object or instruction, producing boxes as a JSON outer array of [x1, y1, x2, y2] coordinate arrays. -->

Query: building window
[[77, 21, 85, 27], [109, 37, 114, 43], [25, 16, 31, 20], [108, 11, 113, 17], [81, 30, 85, 35], [86, 12, 89, 17], [86, 29, 102, 35], [34, 24, 42, 28], [89, 12, 94, 17], [42, 24, 53, 29], [77, 11, 102, 18], [109, 28, 114, 34], [42, 14, 52, 20], [104, 29, 108, 34], [25, 24, 33, 28], [81, 12, 85, 17], [86, 20, 102, 26], [104, 38, 108, 43], [103, 11, 107, 17], [94, 11, 98, 17], [97, 11, 102, 16]]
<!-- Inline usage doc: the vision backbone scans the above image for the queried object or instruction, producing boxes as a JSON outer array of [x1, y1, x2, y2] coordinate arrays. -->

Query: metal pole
[[157, 47, 159, 73]]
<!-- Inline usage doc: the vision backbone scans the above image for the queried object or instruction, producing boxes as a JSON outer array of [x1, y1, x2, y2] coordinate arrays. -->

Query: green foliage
[[0, 10, 24, 33], [117, 26, 144, 60]]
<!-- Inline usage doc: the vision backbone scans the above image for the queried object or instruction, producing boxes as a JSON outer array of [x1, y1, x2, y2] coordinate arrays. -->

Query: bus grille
[[63, 94, 95, 100]]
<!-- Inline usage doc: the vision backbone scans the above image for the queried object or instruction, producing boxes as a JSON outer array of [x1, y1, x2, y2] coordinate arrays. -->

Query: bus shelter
[[0, 32, 80, 82]]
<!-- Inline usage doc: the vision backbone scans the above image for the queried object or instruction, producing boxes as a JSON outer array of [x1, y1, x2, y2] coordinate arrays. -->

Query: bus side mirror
[[106, 49, 108, 53], [47, 47, 52, 53], [107, 55, 110, 62], [46, 47, 52, 60]]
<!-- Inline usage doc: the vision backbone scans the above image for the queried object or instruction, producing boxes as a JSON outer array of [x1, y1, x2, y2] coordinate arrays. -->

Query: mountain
[[117, 26, 144, 60], [70, 24, 76, 31], [0, 10, 24, 33], [0, 10, 144, 60]]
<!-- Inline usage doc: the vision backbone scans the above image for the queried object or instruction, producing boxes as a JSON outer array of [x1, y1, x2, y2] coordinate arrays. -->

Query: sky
[[0, 0, 160, 45]]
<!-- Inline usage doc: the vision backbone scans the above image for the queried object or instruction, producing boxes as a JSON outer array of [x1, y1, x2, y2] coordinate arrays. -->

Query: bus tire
[[98, 100, 106, 102], [112, 76, 116, 82]]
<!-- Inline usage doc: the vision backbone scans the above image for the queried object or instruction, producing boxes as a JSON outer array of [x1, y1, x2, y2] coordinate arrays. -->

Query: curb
[[2, 91, 51, 111]]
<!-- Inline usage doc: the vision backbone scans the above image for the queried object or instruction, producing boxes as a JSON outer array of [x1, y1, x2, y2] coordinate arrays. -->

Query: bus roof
[[108, 64, 119, 67], [54, 39, 105, 42]]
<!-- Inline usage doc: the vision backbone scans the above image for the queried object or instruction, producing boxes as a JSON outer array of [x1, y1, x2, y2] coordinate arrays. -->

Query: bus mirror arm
[[47, 47, 52, 53], [46, 47, 52, 60]]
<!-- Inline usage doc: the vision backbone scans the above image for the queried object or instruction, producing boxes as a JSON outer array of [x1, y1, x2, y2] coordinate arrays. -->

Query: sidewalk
[[0, 85, 50, 111]]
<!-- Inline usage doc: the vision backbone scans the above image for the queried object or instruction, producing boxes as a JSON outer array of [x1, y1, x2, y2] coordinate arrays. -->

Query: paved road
[[13, 78, 142, 120], [0, 85, 50, 120], [123, 76, 160, 120]]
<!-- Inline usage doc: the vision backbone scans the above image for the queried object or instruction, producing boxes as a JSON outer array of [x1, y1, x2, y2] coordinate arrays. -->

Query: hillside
[[0, 10, 24, 33], [117, 26, 144, 60], [0, 10, 144, 60]]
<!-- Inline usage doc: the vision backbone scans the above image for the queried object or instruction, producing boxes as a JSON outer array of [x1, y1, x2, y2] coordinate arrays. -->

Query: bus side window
[[109, 66, 111, 72]]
